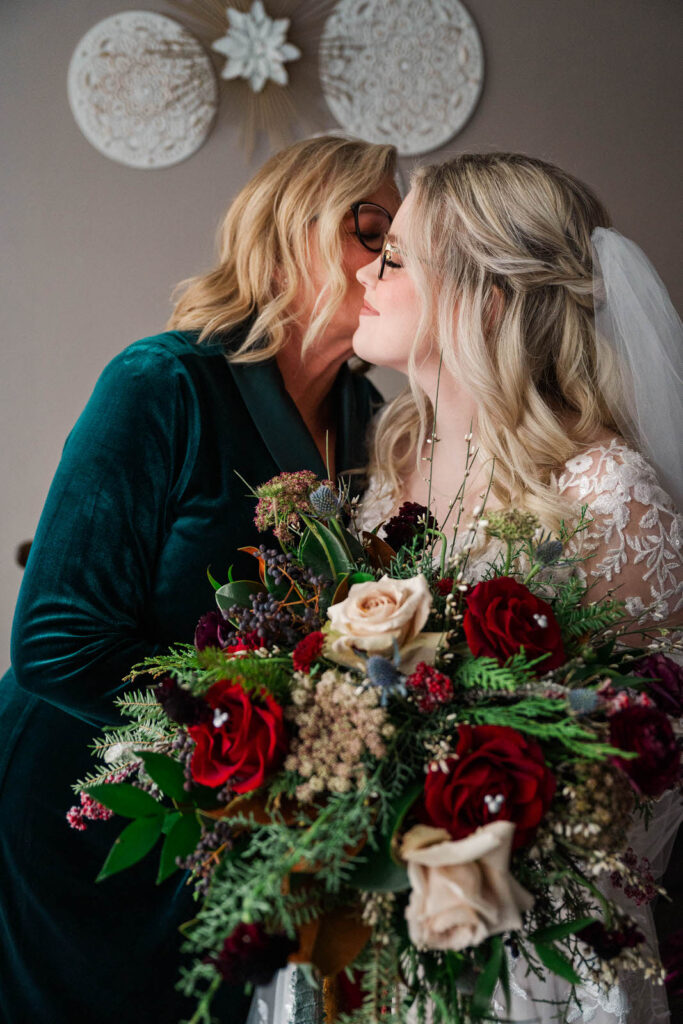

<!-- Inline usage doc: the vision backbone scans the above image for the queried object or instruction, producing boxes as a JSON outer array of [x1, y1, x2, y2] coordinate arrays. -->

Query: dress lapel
[[226, 354, 327, 478], [219, 324, 379, 481]]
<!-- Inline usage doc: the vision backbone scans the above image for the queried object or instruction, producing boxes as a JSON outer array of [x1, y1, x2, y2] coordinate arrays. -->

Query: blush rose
[[401, 821, 534, 952], [325, 574, 441, 672]]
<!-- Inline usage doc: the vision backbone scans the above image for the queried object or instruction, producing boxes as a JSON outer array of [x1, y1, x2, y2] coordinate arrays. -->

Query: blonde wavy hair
[[168, 136, 397, 362], [371, 152, 619, 531]]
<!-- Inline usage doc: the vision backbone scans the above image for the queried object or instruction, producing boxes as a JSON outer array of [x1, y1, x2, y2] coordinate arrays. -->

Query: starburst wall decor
[[169, 0, 338, 155]]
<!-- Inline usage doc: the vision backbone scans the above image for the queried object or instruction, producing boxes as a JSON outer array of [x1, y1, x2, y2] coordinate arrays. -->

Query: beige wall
[[1, 0, 681, 667]]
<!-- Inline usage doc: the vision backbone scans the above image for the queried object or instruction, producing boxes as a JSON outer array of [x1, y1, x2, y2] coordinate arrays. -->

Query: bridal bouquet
[[71, 471, 682, 1023]]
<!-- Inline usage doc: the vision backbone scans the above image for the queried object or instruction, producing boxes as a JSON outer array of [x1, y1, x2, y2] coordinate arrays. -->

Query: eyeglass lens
[[354, 203, 393, 252]]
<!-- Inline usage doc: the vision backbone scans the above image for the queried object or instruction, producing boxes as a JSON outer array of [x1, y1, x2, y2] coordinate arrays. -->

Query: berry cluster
[[178, 819, 234, 898], [66, 767, 132, 831], [226, 547, 324, 648], [406, 662, 454, 712]]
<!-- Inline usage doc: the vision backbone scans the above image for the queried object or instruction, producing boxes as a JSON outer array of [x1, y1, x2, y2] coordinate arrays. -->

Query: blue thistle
[[309, 484, 341, 518], [366, 655, 407, 706], [534, 539, 564, 566], [568, 688, 599, 715]]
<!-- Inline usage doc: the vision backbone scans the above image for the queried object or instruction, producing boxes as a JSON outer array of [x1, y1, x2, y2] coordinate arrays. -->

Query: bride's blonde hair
[[371, 152, 619, 531], [168, 136, 396, 362]]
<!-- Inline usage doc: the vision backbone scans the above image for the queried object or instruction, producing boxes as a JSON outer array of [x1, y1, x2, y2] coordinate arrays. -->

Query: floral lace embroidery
[[358, 441, 683, 630], [554, 440, 682, 625]]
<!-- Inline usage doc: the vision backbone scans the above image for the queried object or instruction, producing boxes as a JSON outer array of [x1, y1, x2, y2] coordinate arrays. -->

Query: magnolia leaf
[[361, 531, 396, 570], [215, 580, 264, 612], [331, 574, 350, 606], [84, 782, 162, 819], [157, 812, 202, 884], [298, 528, 333, 579], [300, 514, 355, 578], [534, 942, 582, 985], [238, 546, 268, 585], [138, 751, 187, 804], [289, 906, 371, 977], [96, 815, 164, 881]]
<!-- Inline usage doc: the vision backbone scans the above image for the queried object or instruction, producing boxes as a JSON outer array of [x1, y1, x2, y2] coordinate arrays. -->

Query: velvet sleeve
[[10, 342, 200, 726]]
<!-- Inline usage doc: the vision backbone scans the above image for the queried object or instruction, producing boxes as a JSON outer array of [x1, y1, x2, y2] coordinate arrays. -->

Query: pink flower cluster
[[66, 769, 130, 831]]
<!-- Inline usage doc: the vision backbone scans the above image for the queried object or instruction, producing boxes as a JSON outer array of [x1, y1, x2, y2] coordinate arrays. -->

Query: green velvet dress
[[0, 328, 380, 1024]]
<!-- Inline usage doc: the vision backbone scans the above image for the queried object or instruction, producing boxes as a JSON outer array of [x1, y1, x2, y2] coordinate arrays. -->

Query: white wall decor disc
[[67, 12, 218, 169], [320, 0, 484, 156]]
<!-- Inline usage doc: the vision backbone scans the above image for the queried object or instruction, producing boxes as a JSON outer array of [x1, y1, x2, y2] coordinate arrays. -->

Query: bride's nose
[[356, 256, 380, 288]]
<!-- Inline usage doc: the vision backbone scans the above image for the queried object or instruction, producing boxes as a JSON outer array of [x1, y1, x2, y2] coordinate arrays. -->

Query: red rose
[[609, 705, 680, 798], [423, 724, 556, 850], [188, 678, 287, 793], [463, 577, 565, 673]]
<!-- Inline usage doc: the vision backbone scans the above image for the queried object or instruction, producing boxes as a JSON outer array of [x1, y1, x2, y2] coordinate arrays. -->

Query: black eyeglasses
[[378, 237, 404, 279], [349, 201, 394, 253]]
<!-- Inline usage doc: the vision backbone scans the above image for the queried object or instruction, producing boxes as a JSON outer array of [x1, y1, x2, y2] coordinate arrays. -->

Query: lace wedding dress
[[248, 440, 682, 1024]]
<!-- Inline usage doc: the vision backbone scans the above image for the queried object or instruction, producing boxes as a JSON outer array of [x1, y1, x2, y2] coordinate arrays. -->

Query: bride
[[250, 153, 682, 1022]]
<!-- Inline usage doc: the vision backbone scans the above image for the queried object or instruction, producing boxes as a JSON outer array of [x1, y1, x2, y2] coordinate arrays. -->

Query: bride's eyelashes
[[378, 240, 405, 279]]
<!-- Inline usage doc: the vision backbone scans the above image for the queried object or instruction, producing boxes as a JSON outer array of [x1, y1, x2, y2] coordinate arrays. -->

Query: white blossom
[[212, 1, 301, 92]]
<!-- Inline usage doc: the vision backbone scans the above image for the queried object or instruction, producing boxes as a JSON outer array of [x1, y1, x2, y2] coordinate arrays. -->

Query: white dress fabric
[[249, 441, 682, 1024]]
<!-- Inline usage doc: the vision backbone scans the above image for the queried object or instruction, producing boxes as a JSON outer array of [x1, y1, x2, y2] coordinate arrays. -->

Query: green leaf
[[472, 936, 504, 1015], [206, 565, 222, 591], [298, 527, 335, 579], [529, 917, 595, 944], [138, 751, 187, 803], [346, 845, 410, 892], [162, 810, 182, 834], [215, 580, 264, 612], [349, 572, 375, 584], [300, 514, 355, 579], [157, 812, 202, 884], [534, 942, 582, 985], [96, 815, 164, 881], [84, 782, 163, 819]]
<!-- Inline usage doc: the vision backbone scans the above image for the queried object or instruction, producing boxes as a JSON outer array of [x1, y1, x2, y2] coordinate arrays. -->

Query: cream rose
[[401, 821, 534, 952], [324, 574, 441, 672]]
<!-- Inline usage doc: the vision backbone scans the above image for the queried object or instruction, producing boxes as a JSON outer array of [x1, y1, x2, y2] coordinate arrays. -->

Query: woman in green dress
[[0, 136, 399, 1024]]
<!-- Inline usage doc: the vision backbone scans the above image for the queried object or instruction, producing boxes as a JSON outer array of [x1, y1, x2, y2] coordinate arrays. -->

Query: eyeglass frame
[[378, 237, 404, 280], [349, 200, 394, 253]]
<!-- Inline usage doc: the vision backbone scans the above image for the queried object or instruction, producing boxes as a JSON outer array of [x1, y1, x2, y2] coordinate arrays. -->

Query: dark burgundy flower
[[423, 724, 556, 850], [188, 678, 287, 793], [463, 577, 565, 674], [436, 577, 454, 596], [154, 677, 211, 727], [406, 662, 454, 712], [209, 923, 297, 986], [578, 920, 644, 960], [633, 653, 683, 718], [609, 704, 681, 797], [194, 611, 230, 651], [383, 502, 437, 551], [292, 631, 325, 673], [662, 928, 683, 998]]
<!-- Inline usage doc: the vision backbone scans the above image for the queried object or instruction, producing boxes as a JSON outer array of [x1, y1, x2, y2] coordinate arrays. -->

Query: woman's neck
[[276, 336, 350, 478], [402, 375, 491, 528]]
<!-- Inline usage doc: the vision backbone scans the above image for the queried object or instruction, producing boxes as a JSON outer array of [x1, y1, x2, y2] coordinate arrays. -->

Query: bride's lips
[[360, 299, 379, 316]]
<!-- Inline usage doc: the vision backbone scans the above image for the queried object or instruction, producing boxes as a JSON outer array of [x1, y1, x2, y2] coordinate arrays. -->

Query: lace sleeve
[[555, 441, 683, 629]]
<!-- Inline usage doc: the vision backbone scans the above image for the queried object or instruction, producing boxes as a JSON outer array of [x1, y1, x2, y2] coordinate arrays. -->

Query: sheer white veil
[[591, 228, 683, 511]]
